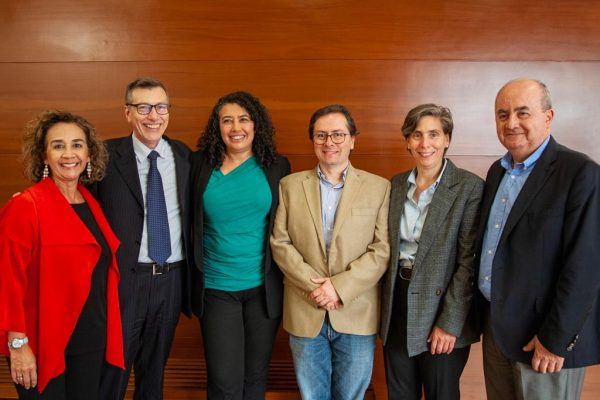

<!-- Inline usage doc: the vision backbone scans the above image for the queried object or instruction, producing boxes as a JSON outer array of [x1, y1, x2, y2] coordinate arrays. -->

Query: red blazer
[[0, 179, 125, 392]]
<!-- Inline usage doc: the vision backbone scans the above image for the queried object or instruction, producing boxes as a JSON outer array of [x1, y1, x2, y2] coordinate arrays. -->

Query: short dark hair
[[308, 104, 358, 140], [401, 103, 454, 142], [124, 77, 169, 104], [22, 110, 108, 183], [197, 91, 278, 169]]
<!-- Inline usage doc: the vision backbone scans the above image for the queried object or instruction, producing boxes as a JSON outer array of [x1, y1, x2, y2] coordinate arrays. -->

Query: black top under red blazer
[[474, 136, 600, 368], [93, 135, 192, 317], [190, 152, 291, 319]]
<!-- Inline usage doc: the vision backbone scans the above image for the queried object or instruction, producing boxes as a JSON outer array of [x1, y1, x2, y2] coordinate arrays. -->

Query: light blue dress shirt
[[132, 134, 184, 263], [398, 160, 448, 264], [478, 136, 551, 300], [317, 164, 348, 253]]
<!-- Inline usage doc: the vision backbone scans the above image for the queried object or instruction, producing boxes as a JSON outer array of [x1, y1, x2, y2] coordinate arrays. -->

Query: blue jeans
[[289, 318, 375, 400]]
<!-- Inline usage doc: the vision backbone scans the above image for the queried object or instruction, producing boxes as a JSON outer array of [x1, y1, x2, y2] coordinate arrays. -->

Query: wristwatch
[[8, 336, 28, 350]]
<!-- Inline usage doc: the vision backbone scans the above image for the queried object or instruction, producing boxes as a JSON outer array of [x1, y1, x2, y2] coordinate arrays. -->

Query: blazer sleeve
[[330, 182, 391, 303], [270, 181, 323, 293], [537, 159, 600, 355], [435, 177, 483, 336], [0, 193, 38, 341]]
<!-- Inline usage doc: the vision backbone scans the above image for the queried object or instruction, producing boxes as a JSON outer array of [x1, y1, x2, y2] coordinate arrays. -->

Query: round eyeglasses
[[313, 131, 351, 145], [127, 103, 171, 115]]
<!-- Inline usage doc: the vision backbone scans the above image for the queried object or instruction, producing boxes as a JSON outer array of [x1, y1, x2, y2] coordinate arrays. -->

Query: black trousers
[[13, 351, 104, 400], [100, 267, 182, 400], [201, 285, 280, 400], [383, 278, 471, 400]]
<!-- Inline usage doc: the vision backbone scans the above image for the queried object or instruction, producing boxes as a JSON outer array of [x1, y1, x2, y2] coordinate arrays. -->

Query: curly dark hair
[[22, 110, 108, 183], [197, 91, 277, 169]]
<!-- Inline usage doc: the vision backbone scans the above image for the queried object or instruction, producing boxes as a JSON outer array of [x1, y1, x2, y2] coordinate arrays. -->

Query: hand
[[310, 277, 342, 310], [523, 335, 565, 373], [10, 345, 37, 389], [427, 325, 457, 354]]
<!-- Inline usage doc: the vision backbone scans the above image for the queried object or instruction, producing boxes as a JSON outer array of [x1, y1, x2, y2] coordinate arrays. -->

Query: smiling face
[[219, 102, 255, 156], [44, 122, 89, 187], [125, 86, 170, 149], [407, 115, 449, 173], [312, 112, 355, 171], [495, 80, 554, 163]]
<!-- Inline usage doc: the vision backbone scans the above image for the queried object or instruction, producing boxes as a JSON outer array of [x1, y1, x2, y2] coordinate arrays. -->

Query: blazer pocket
[[352, 208, 377, 216]]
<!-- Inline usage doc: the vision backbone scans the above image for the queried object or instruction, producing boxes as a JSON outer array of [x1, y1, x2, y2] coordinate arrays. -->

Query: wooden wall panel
[[1, 60, 598, 158], [2, 1, 600, 62], [2, 1, 600, 397]]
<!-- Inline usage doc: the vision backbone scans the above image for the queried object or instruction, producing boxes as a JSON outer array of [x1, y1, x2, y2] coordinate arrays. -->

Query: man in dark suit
[[95, 78, 191, 400], [475, 79, 600, 400]]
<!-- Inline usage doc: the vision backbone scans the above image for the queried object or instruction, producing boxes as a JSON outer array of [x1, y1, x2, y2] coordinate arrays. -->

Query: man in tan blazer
[[271, 104, 390, 400]]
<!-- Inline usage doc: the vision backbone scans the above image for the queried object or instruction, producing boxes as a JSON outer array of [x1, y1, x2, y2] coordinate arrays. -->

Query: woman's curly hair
[[197, 91, 277, 169], [22, 110, 108, 183]]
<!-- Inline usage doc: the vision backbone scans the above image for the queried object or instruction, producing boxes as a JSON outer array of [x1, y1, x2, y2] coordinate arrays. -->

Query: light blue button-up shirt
[[478, 136, 551, 300], [132, 134, 184, 263], [317, 165, 348, 253], [398, 160, 448, 264]]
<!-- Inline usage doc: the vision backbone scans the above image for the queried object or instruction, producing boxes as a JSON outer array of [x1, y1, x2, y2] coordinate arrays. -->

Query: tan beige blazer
[[270, 165, 390, 337]]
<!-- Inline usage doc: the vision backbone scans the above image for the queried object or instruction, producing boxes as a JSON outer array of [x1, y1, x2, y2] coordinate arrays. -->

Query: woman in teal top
[[190, 91, 290, 399]]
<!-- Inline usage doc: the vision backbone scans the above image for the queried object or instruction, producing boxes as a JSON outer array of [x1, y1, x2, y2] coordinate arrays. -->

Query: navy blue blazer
[[93, 135, 192, 317], [190, 152, 291, 319], [474, 136, 600, 367]]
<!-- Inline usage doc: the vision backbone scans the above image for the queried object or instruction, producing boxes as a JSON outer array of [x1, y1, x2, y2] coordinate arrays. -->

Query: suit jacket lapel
[[500, 138, 557, 243], [330, 166, 362, 244], [113, 136, 144, 209], [413, 161, 458, 270], [389, 172, 410, 270], [302, 169, 326, 256], [168, 137, 190, 215]]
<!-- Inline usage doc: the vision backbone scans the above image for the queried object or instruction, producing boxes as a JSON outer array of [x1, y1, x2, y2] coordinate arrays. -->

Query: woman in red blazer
[[0, 110, 124, 399]]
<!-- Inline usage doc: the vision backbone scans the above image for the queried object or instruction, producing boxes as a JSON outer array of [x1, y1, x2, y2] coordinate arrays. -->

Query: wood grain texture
[[2, 1, 600, 62], [0, 61, 598, 158], [2, 0, 600, 397]]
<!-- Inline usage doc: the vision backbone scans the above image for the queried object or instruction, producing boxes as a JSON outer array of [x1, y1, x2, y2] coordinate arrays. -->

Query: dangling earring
[[42, 163, 49, 179], [86, 161, 92, 179]]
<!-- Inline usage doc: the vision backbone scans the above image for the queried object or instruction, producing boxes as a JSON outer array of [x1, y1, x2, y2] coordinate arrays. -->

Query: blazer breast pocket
[[351, 208, 377, 216]]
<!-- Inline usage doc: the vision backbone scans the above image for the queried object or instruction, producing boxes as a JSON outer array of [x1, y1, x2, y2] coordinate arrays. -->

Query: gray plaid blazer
[[380, 159, 483, 356]]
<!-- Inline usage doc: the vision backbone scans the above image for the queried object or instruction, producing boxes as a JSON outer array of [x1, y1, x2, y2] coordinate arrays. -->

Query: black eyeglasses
[[313, 131, 351, 145], [126, 103, 171, 115]]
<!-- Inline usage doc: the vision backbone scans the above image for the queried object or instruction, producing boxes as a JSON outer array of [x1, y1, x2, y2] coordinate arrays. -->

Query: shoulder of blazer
[[266, 155, 291, 180], [441, 159, 484, 189], [280, 168, 315, 187], [348, 165, 389, 190], [163, 135, 191, 159], [105, 135, 134, 159]]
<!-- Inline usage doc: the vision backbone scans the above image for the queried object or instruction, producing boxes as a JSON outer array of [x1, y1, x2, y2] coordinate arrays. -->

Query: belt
[[398, 259, 413, 281], [137, 260, 185, 275]]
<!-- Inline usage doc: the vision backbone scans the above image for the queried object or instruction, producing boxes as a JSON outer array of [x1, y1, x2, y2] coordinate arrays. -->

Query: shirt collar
[[317, 163, 349, 188], [132, 133, 167, 162], [500, 135, 551, 174], [407, 158, 448, 190]]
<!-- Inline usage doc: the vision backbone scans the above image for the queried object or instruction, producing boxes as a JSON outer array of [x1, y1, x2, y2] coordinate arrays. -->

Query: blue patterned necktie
[[147, 150, 171, 265]]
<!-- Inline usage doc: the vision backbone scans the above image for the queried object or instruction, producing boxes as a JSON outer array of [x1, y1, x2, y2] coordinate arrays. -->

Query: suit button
[[435, 289, 442, 296]]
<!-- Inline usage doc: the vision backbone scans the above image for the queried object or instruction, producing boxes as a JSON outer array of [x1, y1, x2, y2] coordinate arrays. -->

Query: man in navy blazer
[[95, 78, 191, 400], [475, 79, 600, 400]]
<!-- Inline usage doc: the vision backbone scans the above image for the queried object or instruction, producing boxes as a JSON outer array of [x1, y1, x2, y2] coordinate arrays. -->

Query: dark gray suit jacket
[[380, 159, 483, 356]]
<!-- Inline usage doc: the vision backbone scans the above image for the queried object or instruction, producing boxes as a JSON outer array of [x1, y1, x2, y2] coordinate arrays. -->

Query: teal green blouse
[[202, 156, 271, 291]]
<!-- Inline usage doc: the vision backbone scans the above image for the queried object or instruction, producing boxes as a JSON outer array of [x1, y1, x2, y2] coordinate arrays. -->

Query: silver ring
[[17, 375, 23, 380]]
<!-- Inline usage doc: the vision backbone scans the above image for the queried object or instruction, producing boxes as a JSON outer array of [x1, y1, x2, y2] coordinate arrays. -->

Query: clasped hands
[[309, 277, 342, 311]]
